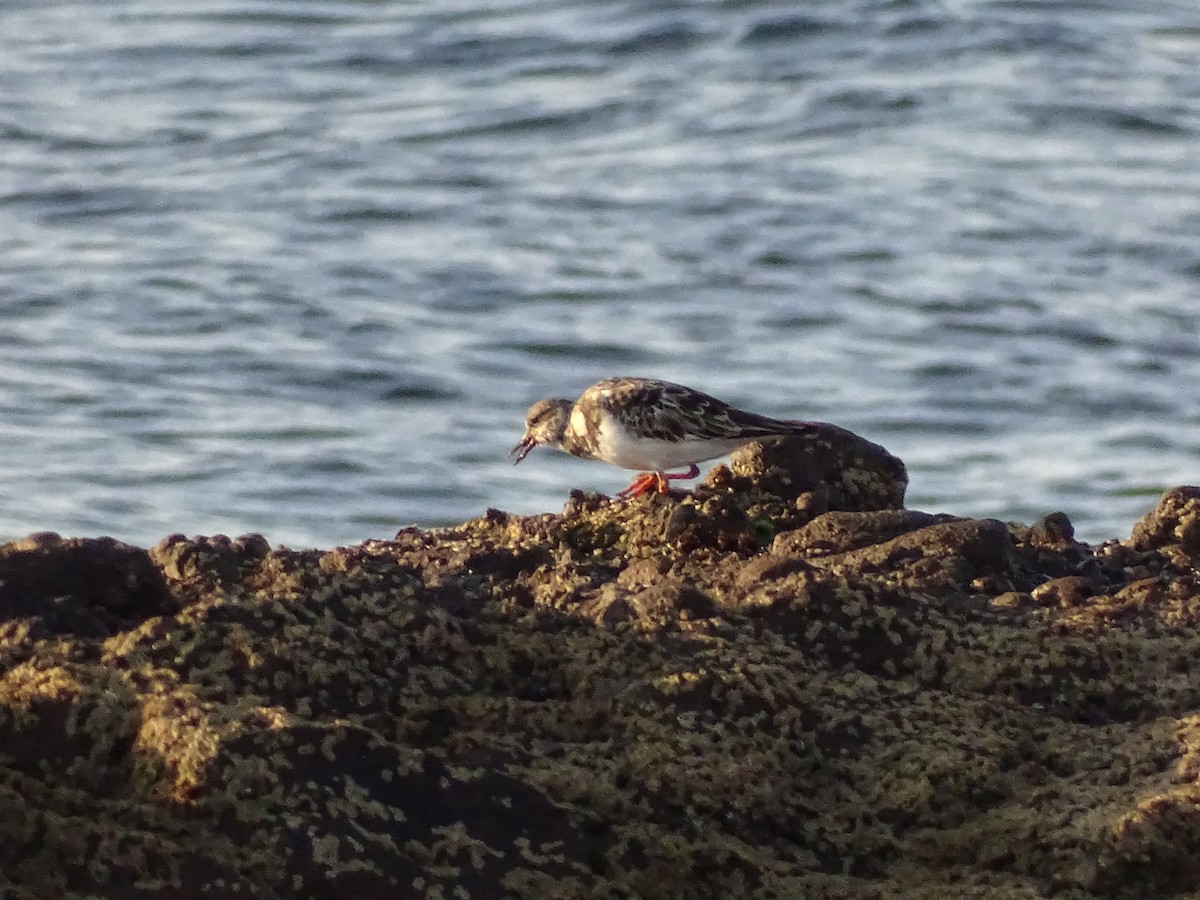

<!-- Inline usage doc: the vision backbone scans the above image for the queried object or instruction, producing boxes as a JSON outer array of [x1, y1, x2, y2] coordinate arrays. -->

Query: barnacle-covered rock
[[3, 470, 1200, 899], [728, 421, 909, 512]]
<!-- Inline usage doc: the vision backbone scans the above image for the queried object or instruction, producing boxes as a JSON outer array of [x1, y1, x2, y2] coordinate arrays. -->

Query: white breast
[[594, 413, 744, 471], [569, 405, 590, 440]]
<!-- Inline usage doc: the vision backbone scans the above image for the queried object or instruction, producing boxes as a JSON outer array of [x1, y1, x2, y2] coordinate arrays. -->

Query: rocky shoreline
[[2, 429, 1198, 899]]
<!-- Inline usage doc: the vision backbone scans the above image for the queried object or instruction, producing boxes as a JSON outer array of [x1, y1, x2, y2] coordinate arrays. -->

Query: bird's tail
[[731, 409, 824, 438], [773, 420, 824, 438]]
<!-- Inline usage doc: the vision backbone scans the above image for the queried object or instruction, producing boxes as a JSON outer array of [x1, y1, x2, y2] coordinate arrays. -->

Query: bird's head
[[510, 398, 572, 464]]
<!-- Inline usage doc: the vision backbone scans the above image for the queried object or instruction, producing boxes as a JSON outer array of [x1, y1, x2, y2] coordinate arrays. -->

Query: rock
[[0, 534, 173, 638], [1128, 486, 1200, 553], [2, 483, 1200, 898], [581, 579, 717, 631], [1030, 574, 1101, 607], [1027, 511, 1078, 549], [776, 514, 1026, 591], [728, 422, 908, 511], [772, 509, 955, 557]]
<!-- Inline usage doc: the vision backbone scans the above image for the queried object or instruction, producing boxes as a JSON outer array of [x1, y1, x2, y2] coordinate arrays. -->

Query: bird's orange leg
[[615, 473, 658, 500], [615, 465, 701, 500]]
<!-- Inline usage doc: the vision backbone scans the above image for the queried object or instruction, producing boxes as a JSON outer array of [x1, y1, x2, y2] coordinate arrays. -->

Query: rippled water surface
[[2, 0, 1199, 547]]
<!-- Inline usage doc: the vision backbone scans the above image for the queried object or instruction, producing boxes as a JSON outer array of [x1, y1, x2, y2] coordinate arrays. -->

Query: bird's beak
[[510, 434, 536, 464]]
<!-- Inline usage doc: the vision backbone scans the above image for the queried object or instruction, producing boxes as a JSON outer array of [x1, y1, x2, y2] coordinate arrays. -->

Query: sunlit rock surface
[[2, 436, 1198, 899]]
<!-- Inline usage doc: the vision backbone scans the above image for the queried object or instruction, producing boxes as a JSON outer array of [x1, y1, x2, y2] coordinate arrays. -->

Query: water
[[1, 0, 1198, 548]]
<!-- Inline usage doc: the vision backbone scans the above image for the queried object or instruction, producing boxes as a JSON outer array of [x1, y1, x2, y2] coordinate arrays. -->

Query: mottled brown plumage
[[511, 377, 817, 498]]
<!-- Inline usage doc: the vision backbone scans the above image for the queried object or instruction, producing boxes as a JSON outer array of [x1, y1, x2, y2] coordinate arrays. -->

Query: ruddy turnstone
[[510, 377, 818, 499]]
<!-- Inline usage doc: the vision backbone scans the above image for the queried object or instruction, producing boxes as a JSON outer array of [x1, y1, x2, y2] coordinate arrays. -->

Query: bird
[[510, 376, 819, 499]]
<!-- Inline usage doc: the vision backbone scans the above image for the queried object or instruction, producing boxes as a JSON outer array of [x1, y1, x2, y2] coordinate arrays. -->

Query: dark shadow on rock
[[0, 533, 174, 639]]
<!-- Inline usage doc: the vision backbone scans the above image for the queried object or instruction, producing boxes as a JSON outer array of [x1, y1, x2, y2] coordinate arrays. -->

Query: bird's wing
[[586, 378, 762, 442]]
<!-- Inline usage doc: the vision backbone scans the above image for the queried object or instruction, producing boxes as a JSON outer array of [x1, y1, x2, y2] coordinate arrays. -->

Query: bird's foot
[[614, 465, 701, 501], [615, 473, 659, 500]]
